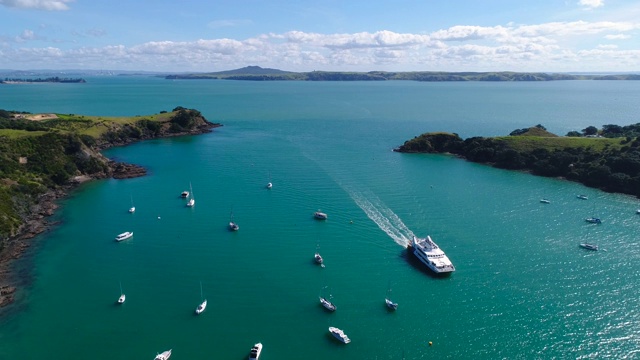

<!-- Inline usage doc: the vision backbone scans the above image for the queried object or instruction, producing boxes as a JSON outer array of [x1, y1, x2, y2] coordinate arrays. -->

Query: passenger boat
[[580, 243, 598, 251], [410, 236, 455, 274], [248, 343, 263, 360], [154, 349, 171, 360], [314, 211, 328, 220], [115, 231, 133, 242], [329, 327, 351, 344]]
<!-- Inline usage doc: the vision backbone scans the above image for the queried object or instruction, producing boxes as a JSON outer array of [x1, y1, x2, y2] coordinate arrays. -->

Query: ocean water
[[1, 78, 640, 359]]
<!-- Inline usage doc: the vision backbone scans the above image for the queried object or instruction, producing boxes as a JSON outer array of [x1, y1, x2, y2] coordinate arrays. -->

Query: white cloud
[[0, 0, 73, 10], [15, 29, 36, 42], [578, 0, 604, 9], [597, 44, 618, 49], [4, 21, 640, 71], [604, 34, 631, 40], [207, 19, 252, 29]]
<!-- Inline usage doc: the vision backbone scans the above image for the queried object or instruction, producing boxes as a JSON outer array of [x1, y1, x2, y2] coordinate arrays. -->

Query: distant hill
[[206, 66, 293, 75]]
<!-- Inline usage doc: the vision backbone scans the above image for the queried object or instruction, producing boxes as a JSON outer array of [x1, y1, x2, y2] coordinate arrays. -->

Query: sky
[[0, 0, 639, 72]]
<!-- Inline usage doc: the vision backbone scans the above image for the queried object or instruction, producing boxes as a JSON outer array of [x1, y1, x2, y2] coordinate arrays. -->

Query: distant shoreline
[[1, 77, 86, 84]]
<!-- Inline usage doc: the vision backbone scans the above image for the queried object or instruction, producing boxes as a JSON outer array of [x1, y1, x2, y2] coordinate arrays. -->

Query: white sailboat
[[228, 209, 239, 231], [128, 195, 135, 213], [186, 182, 195, 207], [154, 349, 172, 360], [117, 282, 125, 304], [266, 172, 272, 189], [195, 281, 207, 315], [385, 281, 398, 310]]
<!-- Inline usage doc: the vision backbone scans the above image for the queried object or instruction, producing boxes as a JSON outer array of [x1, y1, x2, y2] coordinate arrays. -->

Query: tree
[[582, 126, 598, 136]]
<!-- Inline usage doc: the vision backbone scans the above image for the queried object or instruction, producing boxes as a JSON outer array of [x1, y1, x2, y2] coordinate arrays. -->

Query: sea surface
[[1, 77, 640, 359]]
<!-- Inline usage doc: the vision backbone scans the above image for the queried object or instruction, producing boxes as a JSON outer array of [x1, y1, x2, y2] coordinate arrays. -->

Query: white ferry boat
[[115, 231, 133, 242], [329, 327, 351, 344], [411, 236, 455, 274]]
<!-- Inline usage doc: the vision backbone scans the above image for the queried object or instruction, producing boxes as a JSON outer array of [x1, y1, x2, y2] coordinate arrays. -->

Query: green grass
[[496, 136, 623, 152], [0, 129, 47, 138]]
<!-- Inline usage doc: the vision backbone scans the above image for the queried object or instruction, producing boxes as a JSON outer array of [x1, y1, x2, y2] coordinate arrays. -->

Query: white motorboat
[[314, 252, 323, 265], [329, 327, 351, 344], [320, 296, 336, 312], [128, 195, 135, 213], [580, 243, 598, 251], [115, 231, 133, 242], [636, 209, 640, 214], [585, 217, 602, 224], [314, 211, 328, 220], [540, 198, 550, 204], [577, 194, 588, 200], [154, 349, 171, 360], [180, 190, 189, 198], [266, 182, 272, 189], [248, 343, 263, 360], [411, 236, 455, 274]]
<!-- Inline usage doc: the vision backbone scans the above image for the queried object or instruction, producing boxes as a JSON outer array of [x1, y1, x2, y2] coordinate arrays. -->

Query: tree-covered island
[[166, 66, 640, 81], [395, 124, 640, 198], [0, 107, 220, 306]]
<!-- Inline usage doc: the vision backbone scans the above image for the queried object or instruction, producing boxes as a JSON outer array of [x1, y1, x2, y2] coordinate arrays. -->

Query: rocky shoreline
[[0, 122, 220, 309]]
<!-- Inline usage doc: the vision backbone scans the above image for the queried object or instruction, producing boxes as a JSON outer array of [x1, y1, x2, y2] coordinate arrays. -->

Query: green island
[[166, 66, 640, 81], [394, 124, 640, 198], [0, 107, 219, 304], [1, 77, 86, 84]]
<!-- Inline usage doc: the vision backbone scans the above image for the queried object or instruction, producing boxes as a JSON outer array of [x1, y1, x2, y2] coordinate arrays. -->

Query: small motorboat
[[314, 211, 328, 220], [314, 252, 323, 265], [115, 231, 133, 242], [128, 206, 136, 213], [249, 343, 263, 360], [180, 191, 189, 198], [540, 199, 550, 204], [329, 327, 351, 344], [195, 299, 207, 315], [585, 217, 602, 224], [385, 298, 398, 310], [580, 243, 598, 251], [577, 195, 588, 200], [266, 182, 272, 189], [118, 294, 126, 304]]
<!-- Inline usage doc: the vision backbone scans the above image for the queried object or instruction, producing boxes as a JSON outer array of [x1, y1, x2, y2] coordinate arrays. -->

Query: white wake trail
[[348, 189, 414, 248]]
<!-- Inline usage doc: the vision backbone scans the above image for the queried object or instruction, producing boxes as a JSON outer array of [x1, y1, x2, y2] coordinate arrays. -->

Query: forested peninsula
[[0, 107, 220, 306], [395, 124, 640, 198], [166, 66, 640, 81]]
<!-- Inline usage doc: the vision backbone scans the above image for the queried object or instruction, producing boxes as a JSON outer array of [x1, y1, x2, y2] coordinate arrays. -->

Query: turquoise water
[[1, 78, 640, 359]]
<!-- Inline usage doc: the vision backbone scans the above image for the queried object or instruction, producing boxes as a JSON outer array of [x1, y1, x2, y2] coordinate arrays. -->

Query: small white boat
[[540, 198, 550, 204], [228, 210, 239, 231], [195, 299, 207, 314], [385, 283, 398, 310], [314, 211, 328, 220], [577, 194, 588, 200], [266, 182, 272, 189], [186, 182, 195, 207], [314, 252, 323, 265], [580, 243, 598, 251], [117, 282, 125, 304], [115, 231, 133, 242], [585, 217, 602, 224], [195, 282, 207, 315], [329, 327, 351, 344], [636, 209, 640, 214], [129, 195, 135, 213], [249, 343, 263, 360], [320, 296, 336, 312], [180, 190, 189, 198], [154, 349, 172, 360]]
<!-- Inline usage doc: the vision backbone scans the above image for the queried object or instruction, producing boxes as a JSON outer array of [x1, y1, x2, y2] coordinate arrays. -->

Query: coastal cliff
[[0, 107, 220, 307], [395, 124, 640, 198]]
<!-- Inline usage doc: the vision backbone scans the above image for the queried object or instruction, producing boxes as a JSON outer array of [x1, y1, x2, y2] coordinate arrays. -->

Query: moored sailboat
[[154, 349, 171, 360], [195, 282, 207, 315]]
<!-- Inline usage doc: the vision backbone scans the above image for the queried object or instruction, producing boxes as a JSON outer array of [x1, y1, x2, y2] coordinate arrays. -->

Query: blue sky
[[0, 0, 639, 72]]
